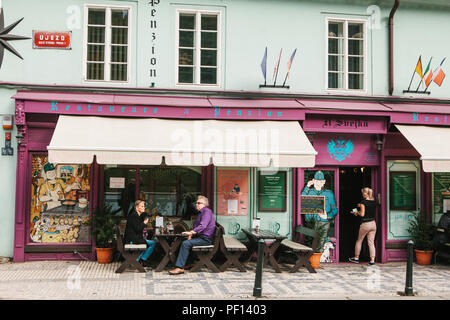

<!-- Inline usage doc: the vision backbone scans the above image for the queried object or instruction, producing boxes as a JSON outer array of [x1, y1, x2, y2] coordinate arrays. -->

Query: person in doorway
[[124, 200, 156, 268], [349, 187, 377, 265], [301, 171, 338, 251], [168, 195, 216, 275]]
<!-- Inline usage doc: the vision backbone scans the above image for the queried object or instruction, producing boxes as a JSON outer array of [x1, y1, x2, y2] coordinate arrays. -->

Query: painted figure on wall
[[29, 156, 91, 244], [301, 171, 338, 251]]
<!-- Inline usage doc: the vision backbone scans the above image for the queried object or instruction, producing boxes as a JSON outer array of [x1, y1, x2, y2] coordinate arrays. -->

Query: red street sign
[[33, 31, 72, 49]]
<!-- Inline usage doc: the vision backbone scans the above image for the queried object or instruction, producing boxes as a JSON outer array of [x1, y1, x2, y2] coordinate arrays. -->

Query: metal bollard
[[253, 239, 265, 297], [405, 240, 414, 296]]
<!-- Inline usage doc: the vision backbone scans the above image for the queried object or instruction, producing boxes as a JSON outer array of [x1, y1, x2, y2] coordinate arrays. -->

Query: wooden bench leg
[[115, 252, 146, 273], [290, 253, 316, 273], [191, 252, 221, 273], [220, 252, 246, 272]]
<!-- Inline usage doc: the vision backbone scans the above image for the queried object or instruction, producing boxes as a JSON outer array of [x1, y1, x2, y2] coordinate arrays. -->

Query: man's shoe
[[168, 267, 185, 275], [348, 257, 359, 263]]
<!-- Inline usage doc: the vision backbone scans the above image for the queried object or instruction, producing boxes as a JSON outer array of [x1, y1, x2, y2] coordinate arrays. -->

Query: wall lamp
[[16, 125, 24, 145], [375, 135, 383, 151]]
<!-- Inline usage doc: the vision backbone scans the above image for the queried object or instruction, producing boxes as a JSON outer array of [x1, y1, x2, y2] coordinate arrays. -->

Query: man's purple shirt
[[193, 206, 215, 240]]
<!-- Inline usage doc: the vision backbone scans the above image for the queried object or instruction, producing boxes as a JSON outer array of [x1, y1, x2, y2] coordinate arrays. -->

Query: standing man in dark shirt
[[349, 187, 377, 265], [169, 195, 216, 275], [124, 200, 156, 268]]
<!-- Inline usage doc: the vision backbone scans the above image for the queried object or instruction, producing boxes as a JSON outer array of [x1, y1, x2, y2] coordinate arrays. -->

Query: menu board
[[389, 171, 416, 210], [258, 171, 287, 212], [433, 173, 450, 215]]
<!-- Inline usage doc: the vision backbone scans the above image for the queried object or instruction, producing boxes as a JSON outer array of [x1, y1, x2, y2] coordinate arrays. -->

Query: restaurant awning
[[48, 115, 317, 167], [395, 124, 450, 172]]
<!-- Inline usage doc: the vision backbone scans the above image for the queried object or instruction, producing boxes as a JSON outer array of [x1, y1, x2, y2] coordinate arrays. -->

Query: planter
[[309, 252, 322, 269], [414, 249, 434, 265], [96, 247, 114, 264]]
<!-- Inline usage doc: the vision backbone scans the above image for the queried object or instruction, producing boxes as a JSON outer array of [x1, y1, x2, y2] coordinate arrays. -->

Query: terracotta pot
[[309, 252, 322, 269], [96, 247, 114, 264], [414, 249, 434, 265]]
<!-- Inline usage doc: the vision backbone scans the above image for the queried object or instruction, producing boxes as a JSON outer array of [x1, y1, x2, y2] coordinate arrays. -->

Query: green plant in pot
[[303, 218, 327, 268], [407, 211, 435, 265], [91, 204, 116, 264]]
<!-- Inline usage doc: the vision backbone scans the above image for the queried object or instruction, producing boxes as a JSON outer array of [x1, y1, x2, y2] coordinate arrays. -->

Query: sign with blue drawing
[[327, 139, 354, 162]]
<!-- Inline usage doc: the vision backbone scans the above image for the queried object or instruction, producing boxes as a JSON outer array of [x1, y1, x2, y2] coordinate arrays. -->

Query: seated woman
[[124, 200, 156, 268]]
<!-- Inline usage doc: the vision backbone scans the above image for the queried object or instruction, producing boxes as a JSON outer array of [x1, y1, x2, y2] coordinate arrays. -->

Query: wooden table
[[154, 233, 187, 272], [242, 228, 287, 273]]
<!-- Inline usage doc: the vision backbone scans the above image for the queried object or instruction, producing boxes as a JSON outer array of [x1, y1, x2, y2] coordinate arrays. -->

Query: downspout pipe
[[389, 0, 400, 95]]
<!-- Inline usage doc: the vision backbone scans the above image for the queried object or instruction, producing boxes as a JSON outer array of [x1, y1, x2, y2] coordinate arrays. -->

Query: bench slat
[[223, 237, 247, 251], [192, 245, 214, 251], [124, 244, 147, 251], [281, 239, 313, 252]]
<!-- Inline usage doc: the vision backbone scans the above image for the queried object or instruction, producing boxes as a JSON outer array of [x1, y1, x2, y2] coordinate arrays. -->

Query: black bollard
[[253, 239, 265, 297], [405, 240, 414, 296]]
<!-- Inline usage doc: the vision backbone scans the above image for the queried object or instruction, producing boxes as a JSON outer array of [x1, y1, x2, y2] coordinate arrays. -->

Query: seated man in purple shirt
[[169, 195, 216, 275]]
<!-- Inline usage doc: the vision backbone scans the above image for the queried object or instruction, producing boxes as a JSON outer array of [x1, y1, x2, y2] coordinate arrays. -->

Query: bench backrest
[[295, 225, 319, 252]]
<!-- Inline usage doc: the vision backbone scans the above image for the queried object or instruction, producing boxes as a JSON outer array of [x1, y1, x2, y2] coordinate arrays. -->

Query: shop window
[[103, 166, 202, 219], [177, 10, 220, 86], [432, 173, 450, 224], [326, 19, 366, 91], [85, 6, 130, 82], [29, 155, 91, 244]]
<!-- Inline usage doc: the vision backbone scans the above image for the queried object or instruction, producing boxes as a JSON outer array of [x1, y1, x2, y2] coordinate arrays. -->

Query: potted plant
[[304, 218, 327, 269], [407, 211, 435, 265], [91, 204, 117, 264]]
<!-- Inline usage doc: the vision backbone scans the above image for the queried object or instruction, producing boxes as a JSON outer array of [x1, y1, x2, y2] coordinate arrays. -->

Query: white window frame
[[83, 4, 132, 84], [325, 17, 367, 93], [175, 9, 221, 88]]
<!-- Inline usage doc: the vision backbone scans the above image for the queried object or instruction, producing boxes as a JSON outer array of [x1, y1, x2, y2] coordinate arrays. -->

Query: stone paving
[[0, 260, 449, 300]]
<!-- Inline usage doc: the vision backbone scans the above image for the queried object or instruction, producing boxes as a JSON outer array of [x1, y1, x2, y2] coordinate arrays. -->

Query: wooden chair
[[217, 223, 248, 272], [279, 225, 318, 273], [190, 223, 222, 273], [114, 226, 147, 273]]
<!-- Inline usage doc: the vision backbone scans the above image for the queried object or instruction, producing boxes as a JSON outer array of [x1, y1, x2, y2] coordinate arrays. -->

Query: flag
[[432, 58, 446, 87], [286, 48, 297, 76], [415, 56, 423, 79], [423, 57, 433, 87], [260, 47, 267, 82], [273, 48, 282, 81]]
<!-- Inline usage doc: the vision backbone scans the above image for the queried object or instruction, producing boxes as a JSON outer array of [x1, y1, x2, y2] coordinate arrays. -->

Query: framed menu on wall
[[258, 171, 287, 212], [390, 171, 417, 211]]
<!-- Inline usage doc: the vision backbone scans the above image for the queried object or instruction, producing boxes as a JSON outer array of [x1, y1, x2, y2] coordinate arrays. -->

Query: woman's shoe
[[348, 257, 359, 263], [368, 261, 376, 266]]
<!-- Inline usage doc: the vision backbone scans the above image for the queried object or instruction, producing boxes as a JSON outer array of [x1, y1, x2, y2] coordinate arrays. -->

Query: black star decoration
[[0, 9, 30, 69]]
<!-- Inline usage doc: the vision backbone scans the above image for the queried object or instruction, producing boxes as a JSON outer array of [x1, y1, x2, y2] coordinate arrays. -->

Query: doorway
[[339, 167, 372, 262]]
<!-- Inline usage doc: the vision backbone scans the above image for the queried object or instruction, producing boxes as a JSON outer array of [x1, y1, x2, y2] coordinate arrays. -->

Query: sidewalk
[[0, 260, 449, 300]]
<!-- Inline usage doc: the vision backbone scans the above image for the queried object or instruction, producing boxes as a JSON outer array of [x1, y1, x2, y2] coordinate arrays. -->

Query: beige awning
[[395, 124, 450, 172], [48, 115, 317, 167]]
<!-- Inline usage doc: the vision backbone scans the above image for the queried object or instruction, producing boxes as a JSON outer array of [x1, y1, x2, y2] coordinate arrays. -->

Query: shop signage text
[[32, 31, 72, 49], [24, 101, 305, 120], [391, 112, 450, 126], [303, 115, 386, 133]]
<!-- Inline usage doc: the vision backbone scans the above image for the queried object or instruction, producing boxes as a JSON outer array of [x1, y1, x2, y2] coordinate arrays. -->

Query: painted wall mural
[[30, 155, 91, 244], [216, 169, 249, 216]]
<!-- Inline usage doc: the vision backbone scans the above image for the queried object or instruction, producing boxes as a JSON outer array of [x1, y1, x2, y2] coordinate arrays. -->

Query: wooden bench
[[280, 225, 318, 273], [190, 223, 222, 273], [218, 224, 248, 272], [114, 226, 147, 273]]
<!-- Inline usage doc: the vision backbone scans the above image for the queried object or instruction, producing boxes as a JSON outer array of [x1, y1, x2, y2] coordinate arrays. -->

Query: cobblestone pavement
[[0, 260, 449, 300]]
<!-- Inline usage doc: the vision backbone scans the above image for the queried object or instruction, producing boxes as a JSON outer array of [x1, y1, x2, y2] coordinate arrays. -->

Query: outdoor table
[[154, 233, 188, 272], [242, 228, 287, 273]]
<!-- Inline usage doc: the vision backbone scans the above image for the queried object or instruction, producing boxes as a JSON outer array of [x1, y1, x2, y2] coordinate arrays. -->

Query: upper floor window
[[327, 19, 366, 91], [177, 10, 220, 86], [85, 6, 130, 82]]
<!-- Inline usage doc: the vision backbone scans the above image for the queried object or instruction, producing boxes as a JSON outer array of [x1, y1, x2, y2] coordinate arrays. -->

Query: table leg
[[266, 240, 283, 273], [168, 238, 182, 264], [242, 236, 257, 262], [155, 238, 171, 272]]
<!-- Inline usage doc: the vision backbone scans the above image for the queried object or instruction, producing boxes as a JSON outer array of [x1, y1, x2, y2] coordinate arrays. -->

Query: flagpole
[[274, 49, 282, 86], [407, 56, 420, 91]]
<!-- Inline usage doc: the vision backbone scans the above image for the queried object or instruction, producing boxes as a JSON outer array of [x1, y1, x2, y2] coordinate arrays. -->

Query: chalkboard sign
[[390, 171, 417, 210], [301, 195, 326, 219], [258, 171, 286, 212]]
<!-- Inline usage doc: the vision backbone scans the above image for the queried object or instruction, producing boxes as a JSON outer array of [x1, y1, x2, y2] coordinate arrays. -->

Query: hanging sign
[[32, 31, 72, 49]]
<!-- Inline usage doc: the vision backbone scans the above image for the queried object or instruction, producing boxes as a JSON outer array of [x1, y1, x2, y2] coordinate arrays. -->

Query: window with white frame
[[85, 6, 130, 82], [177, 10, 219, 85], [327, 19, 365, 91]]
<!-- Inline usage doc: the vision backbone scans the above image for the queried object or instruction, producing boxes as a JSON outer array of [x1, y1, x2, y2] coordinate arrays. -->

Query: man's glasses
[[195, 202, 203, 205]]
